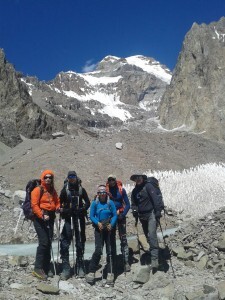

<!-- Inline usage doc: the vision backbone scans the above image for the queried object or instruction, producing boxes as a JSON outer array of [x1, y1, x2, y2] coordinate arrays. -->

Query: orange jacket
[[31, 169, 60, 219]]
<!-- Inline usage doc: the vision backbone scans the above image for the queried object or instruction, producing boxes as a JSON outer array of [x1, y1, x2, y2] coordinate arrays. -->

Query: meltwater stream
[[0, 228, 178, 258]]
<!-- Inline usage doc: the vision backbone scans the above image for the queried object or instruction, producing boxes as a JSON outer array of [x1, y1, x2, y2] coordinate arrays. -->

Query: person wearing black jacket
[[130, 174, 164, 270], [59, 171, 90, 280]]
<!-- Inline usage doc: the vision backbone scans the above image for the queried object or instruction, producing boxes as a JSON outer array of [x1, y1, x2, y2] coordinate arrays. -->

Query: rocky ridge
[[0, 49, 68, 147], [159, 17, 225, 142]]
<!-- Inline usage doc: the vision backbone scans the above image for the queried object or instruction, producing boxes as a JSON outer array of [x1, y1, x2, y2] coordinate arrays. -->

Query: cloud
[[82, 59, 97, 73]]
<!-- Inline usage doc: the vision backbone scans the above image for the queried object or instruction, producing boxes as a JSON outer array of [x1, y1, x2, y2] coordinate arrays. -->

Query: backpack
[[23, 179, 44, 220], [106, 180, 123, 197], [146, 177, 165, 212]]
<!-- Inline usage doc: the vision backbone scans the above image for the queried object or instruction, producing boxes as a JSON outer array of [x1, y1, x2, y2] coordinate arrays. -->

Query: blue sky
[[0, 0, 224, 81]]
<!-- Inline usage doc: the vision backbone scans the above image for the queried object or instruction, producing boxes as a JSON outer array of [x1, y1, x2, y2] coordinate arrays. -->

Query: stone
[[10, 283, 24, 290], [13, 190, 26, 205], [36, 283, 59, 295], [177, 251, 193, 261], [217, 281, 225, 300], [115, 142, 123, 150], [196, 255, 208, 270], [132, 265, 150, 284], [52, 131, 65, 138], [216, 240, 225, 252]]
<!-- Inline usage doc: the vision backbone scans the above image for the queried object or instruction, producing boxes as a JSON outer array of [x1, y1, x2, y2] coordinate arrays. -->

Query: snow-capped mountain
[[22, 55, 171, 127]]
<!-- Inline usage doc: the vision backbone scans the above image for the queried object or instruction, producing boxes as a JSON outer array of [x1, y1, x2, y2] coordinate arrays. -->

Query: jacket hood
[[41, 169, 54, 187]]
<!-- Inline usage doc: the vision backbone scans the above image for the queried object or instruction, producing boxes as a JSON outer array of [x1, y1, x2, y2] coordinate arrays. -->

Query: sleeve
[[82, 187, 90, 210], [122, 188, 130, 216], [53, 189, 60, 210], [131, 189, 138, 210], [146, 183, 163, 212], [59, 187, 67, 207], [90, 201, 98, 225], [110, 200, 118, 228], [31, 187, 43, 219]]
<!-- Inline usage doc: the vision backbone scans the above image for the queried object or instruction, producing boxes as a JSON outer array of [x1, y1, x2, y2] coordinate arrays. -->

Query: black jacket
[[60, 182, 90, 218], [131, 181, 164, 216]]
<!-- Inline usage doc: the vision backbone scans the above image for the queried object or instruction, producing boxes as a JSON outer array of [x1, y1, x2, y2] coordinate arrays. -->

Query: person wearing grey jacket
[[130, 174, 164, 269]]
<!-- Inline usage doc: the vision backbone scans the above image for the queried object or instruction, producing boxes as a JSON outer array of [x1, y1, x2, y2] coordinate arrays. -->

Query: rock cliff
[[159, 17, 225, 142], [0, 49, 67, 147]]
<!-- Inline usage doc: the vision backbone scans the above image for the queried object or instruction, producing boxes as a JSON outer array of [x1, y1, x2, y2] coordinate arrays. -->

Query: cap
[[130, 174, 147, 181], [67, 171, 77, 178], [108, 174, 116, 180]]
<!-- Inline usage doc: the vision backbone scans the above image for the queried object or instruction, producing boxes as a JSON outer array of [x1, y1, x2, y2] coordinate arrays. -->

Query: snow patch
[[125, 55, 171, 84]]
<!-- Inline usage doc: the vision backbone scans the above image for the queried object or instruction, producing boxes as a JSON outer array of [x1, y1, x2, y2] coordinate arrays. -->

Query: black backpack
[[146, 177, 165, 212], [23, 179, 44, 220]]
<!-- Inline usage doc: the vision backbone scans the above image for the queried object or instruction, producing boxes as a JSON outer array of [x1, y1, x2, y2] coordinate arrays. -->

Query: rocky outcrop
[[0, 49, 67, 147], [159, 17, 225, 142]]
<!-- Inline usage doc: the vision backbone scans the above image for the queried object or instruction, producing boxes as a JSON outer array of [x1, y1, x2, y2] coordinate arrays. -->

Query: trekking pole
[[107, 230, 113, 278], [100, 229, 104, 285], [135, 217, 141, 261], [47, 220, 57, 276], [158, 221, 176, 278], [14, 209, 23, 235], [56, 214, 62, 265], [71, 215, 76, 276], [76, 210, 85, 275]]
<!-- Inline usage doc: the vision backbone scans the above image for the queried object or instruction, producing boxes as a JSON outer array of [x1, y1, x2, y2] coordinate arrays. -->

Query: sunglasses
[[98, 192, 107, 195], [68, 175, 77, 179], [108, 178, 115, 182], [44, 176, 53, 180]]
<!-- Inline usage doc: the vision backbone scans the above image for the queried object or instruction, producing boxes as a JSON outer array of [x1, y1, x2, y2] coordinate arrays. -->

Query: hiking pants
[[140, 211, 159, 260], [111, 216, 129, 263], [33, 217, 54, 271], [60, 215, 86, 260], [88, 227, 116, 274]]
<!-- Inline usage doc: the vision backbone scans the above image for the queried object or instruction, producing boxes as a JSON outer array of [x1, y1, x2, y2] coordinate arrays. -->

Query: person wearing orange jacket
[[31, 169, 60, 280]]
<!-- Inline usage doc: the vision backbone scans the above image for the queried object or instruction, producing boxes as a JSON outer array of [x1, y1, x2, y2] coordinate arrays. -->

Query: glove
[[155, 211, 162, 223], [79, 207, 87, 216]]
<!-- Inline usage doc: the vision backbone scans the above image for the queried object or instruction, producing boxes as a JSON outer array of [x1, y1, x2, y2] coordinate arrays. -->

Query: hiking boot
[[77, 265, 85, 278], [60, 259, 70, 280], [124, 263, 131, 272], [106, 273, 114, 285], [47, 270, 54, 278], [151, 259, 159, 269], [60, 268, 70, 280], [32, 268, 47, 281], [86, 272, 95, 284]]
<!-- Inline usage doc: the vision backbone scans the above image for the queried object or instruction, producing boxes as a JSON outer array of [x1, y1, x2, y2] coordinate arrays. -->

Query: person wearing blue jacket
[[86, 185, 117, 285], [106, 174, 131, 272]]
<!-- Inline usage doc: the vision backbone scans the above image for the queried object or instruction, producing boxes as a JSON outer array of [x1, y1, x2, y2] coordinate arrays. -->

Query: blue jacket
[[109, 186, 130, 217], [90, 198, 117, 227]]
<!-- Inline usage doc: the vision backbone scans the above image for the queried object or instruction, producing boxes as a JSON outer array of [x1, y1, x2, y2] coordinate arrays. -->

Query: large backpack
[[23, 179, 44, 220], [146, 177, 165, 212]]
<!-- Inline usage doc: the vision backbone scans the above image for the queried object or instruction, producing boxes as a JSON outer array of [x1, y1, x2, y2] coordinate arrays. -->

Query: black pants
[[33, 217, 54, 272], [88, 227, 116, 274], [111, 217, 129, 262], [60, 215, 86, 260]]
